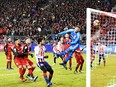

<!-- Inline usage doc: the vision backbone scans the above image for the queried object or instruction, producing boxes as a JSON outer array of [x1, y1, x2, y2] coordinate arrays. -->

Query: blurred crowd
[[0, 0, 115, 44]]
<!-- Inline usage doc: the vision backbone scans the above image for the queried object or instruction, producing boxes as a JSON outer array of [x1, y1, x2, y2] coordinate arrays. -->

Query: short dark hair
[[37, 38, 43, 44], [75, 25, 80, 29], [14, 38, 19, 42]]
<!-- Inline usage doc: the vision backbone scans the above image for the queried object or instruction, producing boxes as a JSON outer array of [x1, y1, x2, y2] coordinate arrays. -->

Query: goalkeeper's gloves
[[30, 54, 34, 58], [44, 55, 48, 58], [52, 34, 59, 40]]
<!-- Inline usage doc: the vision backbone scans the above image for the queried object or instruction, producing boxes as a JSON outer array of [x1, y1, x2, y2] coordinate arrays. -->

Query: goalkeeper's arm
[[53, 29, 73, 39]]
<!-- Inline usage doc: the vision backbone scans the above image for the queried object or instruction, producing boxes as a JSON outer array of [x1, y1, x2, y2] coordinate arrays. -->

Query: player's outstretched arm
[[58, 29, 73, 35], [53, 29, 73, 40]]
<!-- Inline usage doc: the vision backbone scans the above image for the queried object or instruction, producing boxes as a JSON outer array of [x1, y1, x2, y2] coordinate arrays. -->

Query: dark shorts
[[99, 54, 105, 59], [37, 61, 53, 72]]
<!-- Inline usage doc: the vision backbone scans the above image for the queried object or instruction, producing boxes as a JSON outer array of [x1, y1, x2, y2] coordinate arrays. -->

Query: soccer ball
[[93, 20, 100, 27]]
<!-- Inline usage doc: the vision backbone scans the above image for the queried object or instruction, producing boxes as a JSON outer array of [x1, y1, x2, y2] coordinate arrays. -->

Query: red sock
[[28, 68, 34, 78], [104, 60, 106, 66], [75, 63, 81, 71], [69, 59, 72, 68], [31, 67, 35, 72], [19, 68, 23, 78], [6, 61, 9, 68], [9, 61, 11, 68], [22, 69, 26, 75]]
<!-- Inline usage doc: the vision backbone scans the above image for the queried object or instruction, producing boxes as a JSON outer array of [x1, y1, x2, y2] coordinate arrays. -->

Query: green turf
[[91, 54, 116, 87], [0, 52, 86, 87]]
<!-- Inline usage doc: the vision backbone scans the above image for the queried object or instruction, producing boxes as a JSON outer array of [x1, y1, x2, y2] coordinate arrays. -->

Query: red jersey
[[4, 42, 13, 53], [64, 38, 71, 50], [12, 45, 23, 59]]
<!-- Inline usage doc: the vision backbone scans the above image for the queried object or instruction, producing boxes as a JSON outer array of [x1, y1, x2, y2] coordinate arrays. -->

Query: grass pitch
[[0, 52, 86, 87], [91, 54, 116, 87]]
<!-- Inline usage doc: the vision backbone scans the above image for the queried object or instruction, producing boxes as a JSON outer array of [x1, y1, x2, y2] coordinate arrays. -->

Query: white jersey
[[34, 45, 46, 63], [98, 45, 104, 54], [57, 41, 64, 52], [53, 45, 60, 54]]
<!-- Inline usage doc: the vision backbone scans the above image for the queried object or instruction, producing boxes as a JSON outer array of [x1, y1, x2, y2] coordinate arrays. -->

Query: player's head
[[8, 38, 11, 42], [25, 37, 31, 45], [60, 36, 64, 41], [74, 25, 80, 33], [65, 34, 69, 38], [53, 43, 56, 47], [37, 38, 45, 45], [14, 38, 20, 46]]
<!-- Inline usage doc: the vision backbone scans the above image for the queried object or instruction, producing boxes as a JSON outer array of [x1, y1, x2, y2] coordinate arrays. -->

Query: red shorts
[[6, 53, 12, 60], [23, 57, 33, 66], [14, 58, 23, 67], [74, 52, 84, 63]]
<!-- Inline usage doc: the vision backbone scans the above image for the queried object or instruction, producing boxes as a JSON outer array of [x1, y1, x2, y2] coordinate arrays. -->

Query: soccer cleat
[[79, 70, 84, 73], [47, 82, 52, 87], [22, 78, 27, 82], [9, 68, 13, 70], [59, 63, 67, 70], [74, 71, 78, 74], [6, 68, 13, 70], [26, 75, 33, 80], [69, 67, 72, 71], [98, 63, 100, 66], [20, 77, 27, 82], [32, 76, 38, 82]]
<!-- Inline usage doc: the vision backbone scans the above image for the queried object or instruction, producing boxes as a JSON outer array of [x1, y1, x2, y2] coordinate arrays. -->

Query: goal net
[[86, 8, 116, 87]]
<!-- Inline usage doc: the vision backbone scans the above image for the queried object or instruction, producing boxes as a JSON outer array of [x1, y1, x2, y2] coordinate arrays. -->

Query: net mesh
[[91, 11, 116, 46]]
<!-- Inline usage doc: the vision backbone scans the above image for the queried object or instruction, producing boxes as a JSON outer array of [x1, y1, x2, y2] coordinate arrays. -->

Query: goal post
[[86, 8, 116, 87]]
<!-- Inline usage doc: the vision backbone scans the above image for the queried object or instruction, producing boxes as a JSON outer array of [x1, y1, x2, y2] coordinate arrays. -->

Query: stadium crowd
[[0, 0, 115, 43]]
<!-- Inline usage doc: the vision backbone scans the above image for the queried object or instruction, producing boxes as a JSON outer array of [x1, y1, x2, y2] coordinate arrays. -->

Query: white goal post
[[86, 8, 116, 87]]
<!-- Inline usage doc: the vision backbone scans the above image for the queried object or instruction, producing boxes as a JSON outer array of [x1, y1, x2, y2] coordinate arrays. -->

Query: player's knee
[[32, 64, 36, 68], [18, 65, 23, 68], [27, 65, 31, 69], [50, 69, 54, 74], [23, 65, 26, 69]]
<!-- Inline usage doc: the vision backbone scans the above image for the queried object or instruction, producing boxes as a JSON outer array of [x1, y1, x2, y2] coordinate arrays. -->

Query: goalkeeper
[[53, 25, 81, 69]]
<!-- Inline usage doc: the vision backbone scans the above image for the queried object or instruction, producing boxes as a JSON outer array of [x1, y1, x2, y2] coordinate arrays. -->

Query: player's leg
[[98, 54, 101, 65], [38, 62, 51, 86], [45, 62, 54, 82], [69, 58, 72, 70], [74, 52, 81, 74], [102, 54, 106, 66], [79, 54, 84, 72], [65, 53, 72, 70], [26, 60, 38, 81], [60, 51, 74, 70], [91, 57, 95, 68], [14, 58, 27, 82], [9, 53, 13, 69], [6, 54, 10, 69]]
